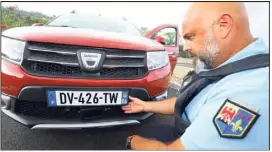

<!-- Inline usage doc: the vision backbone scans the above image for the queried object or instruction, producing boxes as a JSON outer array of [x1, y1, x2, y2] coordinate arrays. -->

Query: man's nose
[[183, 43, 191, 53]]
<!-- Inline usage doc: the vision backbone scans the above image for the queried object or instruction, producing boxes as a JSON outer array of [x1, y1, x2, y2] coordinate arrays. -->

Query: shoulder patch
[[213, 99, 260, 139]]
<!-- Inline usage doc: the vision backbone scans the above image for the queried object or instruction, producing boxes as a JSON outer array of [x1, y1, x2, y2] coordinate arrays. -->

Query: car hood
[[2, 26, 164, 51]]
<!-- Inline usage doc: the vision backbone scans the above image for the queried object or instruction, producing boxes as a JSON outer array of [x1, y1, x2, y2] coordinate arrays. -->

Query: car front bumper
[[1, 87, 167, 129]]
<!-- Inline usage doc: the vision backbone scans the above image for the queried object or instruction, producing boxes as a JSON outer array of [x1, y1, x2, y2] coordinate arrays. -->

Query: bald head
[[182, 2, 254, 69], [184, 2, 249, 29]]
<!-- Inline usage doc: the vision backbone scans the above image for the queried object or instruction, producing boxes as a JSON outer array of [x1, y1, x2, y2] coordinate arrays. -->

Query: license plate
[[47, 90, 129, 106]]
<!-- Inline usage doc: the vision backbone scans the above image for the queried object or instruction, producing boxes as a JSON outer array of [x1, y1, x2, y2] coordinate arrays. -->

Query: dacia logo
[[80, 52, 102, 71], [83, 54, 99, 58]]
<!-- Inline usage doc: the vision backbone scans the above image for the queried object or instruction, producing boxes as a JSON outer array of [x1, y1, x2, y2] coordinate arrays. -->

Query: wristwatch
[[126, 136, 135, 150]]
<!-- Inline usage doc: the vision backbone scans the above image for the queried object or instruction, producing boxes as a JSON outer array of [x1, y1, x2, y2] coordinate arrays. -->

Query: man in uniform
[[122, 2, 269, 150]]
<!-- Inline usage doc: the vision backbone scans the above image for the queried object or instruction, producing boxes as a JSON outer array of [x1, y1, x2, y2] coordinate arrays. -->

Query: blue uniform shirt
[[180, 38, 269, 150]]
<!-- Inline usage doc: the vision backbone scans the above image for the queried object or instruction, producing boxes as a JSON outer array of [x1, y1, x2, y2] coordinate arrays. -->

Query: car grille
[[15, 100, 81, 119], [15, 100, 126, 120], [21, 41, 148, 79]]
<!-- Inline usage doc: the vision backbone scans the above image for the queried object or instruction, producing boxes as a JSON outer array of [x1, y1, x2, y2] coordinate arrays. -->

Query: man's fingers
[[122, 105, 131, 108], [129, 96, 137, 100], [122, 106, 131, 110], [124, 110, 134, 114], [122, 106, 131, 109]]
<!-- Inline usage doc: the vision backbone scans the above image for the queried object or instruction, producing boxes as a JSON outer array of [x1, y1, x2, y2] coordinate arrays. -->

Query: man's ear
[[216, 14, 233, 39]]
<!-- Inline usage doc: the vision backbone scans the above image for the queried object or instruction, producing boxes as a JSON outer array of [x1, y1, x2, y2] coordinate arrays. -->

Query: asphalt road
[[176, 62, 193, 68], [1, 88, 177, 150]]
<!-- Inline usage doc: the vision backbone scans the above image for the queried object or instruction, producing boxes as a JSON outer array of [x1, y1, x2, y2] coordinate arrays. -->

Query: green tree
[[178, 44, 191, 58], [162, 32, 176, 45], [140, 27, 149, 35], [1, 5, 51, 31]]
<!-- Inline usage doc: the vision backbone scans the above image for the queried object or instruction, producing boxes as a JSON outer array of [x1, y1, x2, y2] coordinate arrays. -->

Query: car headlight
[[147, 51, 169, 70], [1, 36, 26, 64]]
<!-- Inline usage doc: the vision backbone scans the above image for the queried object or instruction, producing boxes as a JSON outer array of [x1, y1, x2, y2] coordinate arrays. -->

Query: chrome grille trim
[[28, 46, 77, 55], [106, 54, 145, 59]]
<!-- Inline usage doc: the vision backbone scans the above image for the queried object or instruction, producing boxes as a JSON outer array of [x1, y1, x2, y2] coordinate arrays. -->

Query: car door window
[[152, 27, 177, 46]]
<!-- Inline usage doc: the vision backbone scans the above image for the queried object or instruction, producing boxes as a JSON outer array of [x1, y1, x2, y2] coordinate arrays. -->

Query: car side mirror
[[154, 36, 166, 45], [32, 23, 44, 26]]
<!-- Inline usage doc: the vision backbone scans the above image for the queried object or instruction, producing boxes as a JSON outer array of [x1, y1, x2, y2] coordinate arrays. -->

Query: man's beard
[[193, 29, 220, 72], [193, 57, 205, 73]]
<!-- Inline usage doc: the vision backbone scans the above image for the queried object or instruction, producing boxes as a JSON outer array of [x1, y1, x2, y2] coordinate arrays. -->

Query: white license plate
[[47, 90, 129, 106]]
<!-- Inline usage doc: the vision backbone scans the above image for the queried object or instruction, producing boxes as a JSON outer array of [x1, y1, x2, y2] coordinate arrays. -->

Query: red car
[[1, 12, 180, 129]]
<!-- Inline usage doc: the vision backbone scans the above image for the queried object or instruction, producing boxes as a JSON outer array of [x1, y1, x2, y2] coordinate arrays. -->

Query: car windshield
[[47, 13, 142, 36]]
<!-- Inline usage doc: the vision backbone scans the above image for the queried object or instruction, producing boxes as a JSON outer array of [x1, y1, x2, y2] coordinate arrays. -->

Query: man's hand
[[129, 135, 185, 150], [122, 96, 176, 115], [122, 96, 149, 114]]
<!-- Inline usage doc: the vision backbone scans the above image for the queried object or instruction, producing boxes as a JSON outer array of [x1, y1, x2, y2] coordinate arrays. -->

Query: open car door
[[145, 24, 180, 74]]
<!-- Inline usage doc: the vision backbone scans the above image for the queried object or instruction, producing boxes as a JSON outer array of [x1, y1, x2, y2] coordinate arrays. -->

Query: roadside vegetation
[[1, 5, 51, 30]]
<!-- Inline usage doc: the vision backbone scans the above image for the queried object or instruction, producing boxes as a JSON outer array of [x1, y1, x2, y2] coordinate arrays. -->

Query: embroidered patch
[[213, 99, 260, 139]]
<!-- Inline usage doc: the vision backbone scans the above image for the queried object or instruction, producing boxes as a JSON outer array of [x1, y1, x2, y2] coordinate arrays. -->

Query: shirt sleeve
[[180, 82, 269, 150]]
